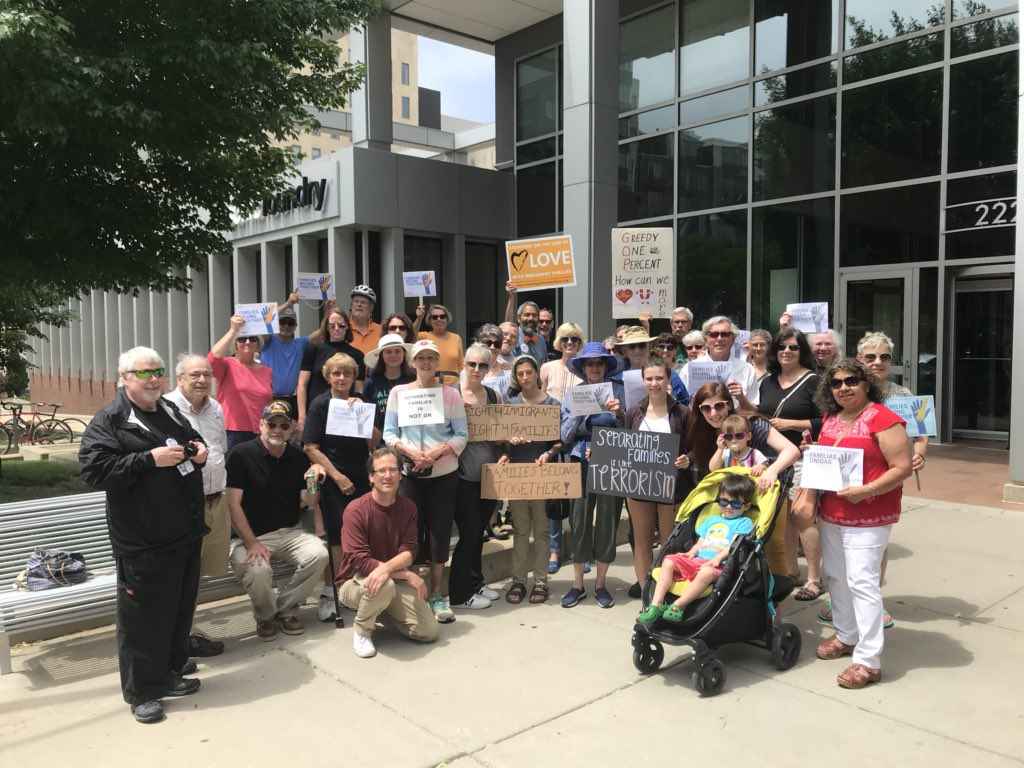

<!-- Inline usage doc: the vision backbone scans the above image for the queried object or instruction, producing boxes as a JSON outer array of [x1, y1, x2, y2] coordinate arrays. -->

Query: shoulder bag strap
[[770, 371, 816, 419]]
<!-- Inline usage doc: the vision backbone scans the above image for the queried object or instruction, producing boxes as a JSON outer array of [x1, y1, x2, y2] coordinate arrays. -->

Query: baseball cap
[[261, 400, 293, 422], [277, 305, 297, 321]]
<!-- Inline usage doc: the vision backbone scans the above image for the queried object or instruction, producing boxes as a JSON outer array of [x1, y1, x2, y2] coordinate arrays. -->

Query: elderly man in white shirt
[[680, 315, 761, 408], [165, 353, 230, 660]]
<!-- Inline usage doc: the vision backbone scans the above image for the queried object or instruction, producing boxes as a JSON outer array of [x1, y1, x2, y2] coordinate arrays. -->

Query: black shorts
[[400, 471, 458, 564]]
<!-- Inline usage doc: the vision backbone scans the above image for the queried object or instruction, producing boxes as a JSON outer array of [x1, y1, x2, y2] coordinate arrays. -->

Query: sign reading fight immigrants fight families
[[785, 302, 830, 333], [402, 270, 437, 298], [587, 427, 680, 505], [235, 303, 279, 336], [505, 235, 576, 292], [886, 396, 938, 437], [465, 404, 560, 443], [611, 227, 675, 319], [800, 445, 864, 492], [296, 272, 335, 301], [396, 388, 445, 428], [481, 462, 582, 500]]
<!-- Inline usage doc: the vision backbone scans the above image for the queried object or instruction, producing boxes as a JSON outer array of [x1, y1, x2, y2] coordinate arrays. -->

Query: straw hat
[[614, 326, 657, 346]]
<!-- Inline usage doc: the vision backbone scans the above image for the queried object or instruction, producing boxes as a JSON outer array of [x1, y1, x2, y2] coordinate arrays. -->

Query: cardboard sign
[[481, 462, 582, 500], [886, 395, 937, 437], [505, 235, 576, 292], [800, 445, 864, 492], [587, 427, 680, 504], [235, 303, 279, 336], [297, 272, 335, 301], [685, 361, 734, 391], [465, 404, 560, 443], [786, 302, 829, 333], [402, 270, 437, 298], [611, 227, 675, 319], [397, 388, 445, 428], [566, 383, 612, 417], [325, 399, 375, 439], [622, 369, 647, 412]]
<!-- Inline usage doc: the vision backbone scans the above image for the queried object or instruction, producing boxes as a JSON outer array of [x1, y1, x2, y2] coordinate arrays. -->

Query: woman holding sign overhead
[[382, 339, 468, 625], [811, 359, 911, 689], [209, 314, 274, 449]]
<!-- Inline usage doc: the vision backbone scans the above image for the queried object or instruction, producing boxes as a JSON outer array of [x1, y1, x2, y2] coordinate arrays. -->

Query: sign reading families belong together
[[481, 463, 582, 500], [611, 227, 675, 319], [587, 427, 680, 505]]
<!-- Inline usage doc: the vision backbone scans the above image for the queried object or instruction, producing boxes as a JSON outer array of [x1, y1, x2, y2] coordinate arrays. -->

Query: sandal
[[636, 603, 666, 628], [816, 635, 855, 660], [506, 582, 527, 604], [529, 582, 549, 604], [662, 605, 685, 623], [794, 580, 824, 601], [837, 663, 881, 689]]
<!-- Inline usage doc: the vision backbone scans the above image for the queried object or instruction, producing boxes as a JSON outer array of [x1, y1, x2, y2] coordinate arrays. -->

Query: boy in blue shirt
[[637, 473, 756, 626]]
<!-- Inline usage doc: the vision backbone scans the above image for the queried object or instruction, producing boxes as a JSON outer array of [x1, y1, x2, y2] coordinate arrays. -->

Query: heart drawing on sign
[[510, 250, 529, 272], [615, 288, 634, 304], [638, 289, 652, 301]]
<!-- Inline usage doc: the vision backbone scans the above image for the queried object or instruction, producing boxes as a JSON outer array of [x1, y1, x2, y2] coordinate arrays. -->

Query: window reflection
[[755, 62, 836, 105], [840, 183, 939, 267], [517, 50, 557, 141], [677, 211, 748, 325], [845, 0, 944, 49], [517, 162, 556, 237], [953, 0, 1020, 18], [619, 134, 675, 221], [680, 0, 750, 96], [948, 50, 1019, 171], [620, 105, 676, 140], [945, 172, 1017, 260], [620, 5, 676, 111], [951, 12, 1019, 57], [843, 33, 943, 83], [678, 117, 748, 213], [680, 86, 749, 127], [753, 94, 836, 201], [755, 0, 838, 74]]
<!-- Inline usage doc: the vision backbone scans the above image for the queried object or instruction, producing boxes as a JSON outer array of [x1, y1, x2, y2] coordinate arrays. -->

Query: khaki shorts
[[200, 493, 231, 578]]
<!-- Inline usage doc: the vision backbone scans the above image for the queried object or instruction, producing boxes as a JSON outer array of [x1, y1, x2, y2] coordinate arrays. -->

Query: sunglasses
[[699, 401, 730, 414], [715, 497, 747, 510], [236, 337, 259, 345], [625, 343, 648, 350], [465, 361, 489, 370], [387, 324, 407, 332], [777, 343, 800, 352], [430, 314, 447, 320], [583, 359, 606, 367], [861, 353, 892, 363], [655, 343, 676, 350], [278, 319, 297, 326], [685, 343, 705, 351], [721, 431, 748, 441], [130, 368, 165, 380], [562, 336, 582, 345], [830, 375, 863, 390], [327, 322, 347, 329], [480, 339, 501, 348], [706, 331, 733, 339], [266, 421, 290, 431]]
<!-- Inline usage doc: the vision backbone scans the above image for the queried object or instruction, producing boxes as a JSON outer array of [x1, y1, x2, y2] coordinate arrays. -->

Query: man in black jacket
[[79, 346, 210, 725]]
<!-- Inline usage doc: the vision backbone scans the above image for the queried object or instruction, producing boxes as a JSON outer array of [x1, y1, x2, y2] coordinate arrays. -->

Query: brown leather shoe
[[277, 615, 304, 636], [837, 663, 881, 689], [816, 635, 855, 660], [256, 619, 278, 641]]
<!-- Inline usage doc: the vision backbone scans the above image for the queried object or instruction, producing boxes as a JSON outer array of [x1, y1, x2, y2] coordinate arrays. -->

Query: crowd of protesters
[[80, 280, 917, 723]]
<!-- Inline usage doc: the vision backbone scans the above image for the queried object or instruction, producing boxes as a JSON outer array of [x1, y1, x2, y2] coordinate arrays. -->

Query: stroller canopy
[[675, 467, 782, 540]]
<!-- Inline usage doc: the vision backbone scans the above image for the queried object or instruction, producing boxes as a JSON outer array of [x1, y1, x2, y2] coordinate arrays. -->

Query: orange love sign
[[504, 235, 576, 292]]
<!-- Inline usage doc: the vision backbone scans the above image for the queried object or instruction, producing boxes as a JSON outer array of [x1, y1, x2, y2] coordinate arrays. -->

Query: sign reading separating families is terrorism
[[481, 462, 582, 500], [296, 272, 335, 301], [505, 235, 576, 292], [235, 303, 279, 336], [587, 427, 680, 505], [402, 270, 437, 298], [611, 227, 675, 319], [465, 404, 560, 443], [786, 302, 830, 333], [396, 388, 445, 428], [800, 445, 865, 492], [886, 395, 938, 437]]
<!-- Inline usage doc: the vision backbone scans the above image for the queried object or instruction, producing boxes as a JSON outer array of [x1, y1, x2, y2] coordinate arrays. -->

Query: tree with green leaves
[[0, 0, 379, 394]]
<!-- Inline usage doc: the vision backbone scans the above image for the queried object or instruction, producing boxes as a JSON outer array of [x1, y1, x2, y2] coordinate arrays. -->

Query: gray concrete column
[[150, 291, 170, 365], [209, 251, 233, 338], [118, 294, 134, 358], [328, 226, 358, 303], [446, 234, 468, 340], [350, 15, 393, 150], [261, 241, 289, 303], [78, 293, 93, 382], [187, 264, 211, 352], [561, 0, 618, 341], [379, 227, 405, 318], [292, 234, 320, 336], [59, 303, 72, 378], [69, 299, 82, 380], [169, 286, 189, 362], [233, 246, 260, 305], [103, 292, 120, 381], [1005, 48, 1024, 500], [134, 290, 152, 351], [90, 290, 104, 382]]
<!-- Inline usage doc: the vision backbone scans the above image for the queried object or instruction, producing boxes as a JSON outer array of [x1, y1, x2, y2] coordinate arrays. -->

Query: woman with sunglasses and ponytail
[[209, 314, 274, 449]]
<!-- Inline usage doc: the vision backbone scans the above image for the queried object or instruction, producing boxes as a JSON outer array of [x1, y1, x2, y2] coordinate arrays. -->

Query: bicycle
[[0, 400, 89, 448]]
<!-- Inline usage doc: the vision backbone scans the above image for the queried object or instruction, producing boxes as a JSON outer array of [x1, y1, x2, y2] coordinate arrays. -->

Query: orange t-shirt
[[349, 321, 382, 355], [418, 330, 464, 381]]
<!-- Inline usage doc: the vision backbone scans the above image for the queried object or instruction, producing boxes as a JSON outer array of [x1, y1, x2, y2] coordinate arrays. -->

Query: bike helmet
[[350, 284, 377, 304]]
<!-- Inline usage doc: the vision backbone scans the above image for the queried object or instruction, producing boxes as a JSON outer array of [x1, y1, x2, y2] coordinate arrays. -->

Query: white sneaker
[[477, 585, 500, 601], [318, 593, 337, 622], [431, 595, 456, 623], [455, 593, 492, 610], [352, 632, 377, 658]]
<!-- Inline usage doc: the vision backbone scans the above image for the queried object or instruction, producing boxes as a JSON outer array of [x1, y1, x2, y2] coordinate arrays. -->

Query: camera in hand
[[182, 441, 199, 458]]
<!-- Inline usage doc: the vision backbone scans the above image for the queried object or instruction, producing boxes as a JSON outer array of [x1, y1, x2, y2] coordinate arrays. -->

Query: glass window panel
[[755, 0, 838, 74], [620, 5, 676, 111], [845, 1, 944, 49], [680, 86, 749, 126], [842, 69, 942, 187], [620, 105, 676, 139], [678, 117, 749, 212], [751, 199, 835, 330], [755, 61, 837, 105], [946, 172, 1017, 259], [517, 162, 556, 237], [840, 183, 939, 266], [516, 137, 557, 165], [753, 94, 836, 201], [680, 0, 751, 96], [951, 13, 1019, 57], [517, 49, 557, 141], [953, 0, 1019, 18], [465, 241, 505, 342], [677, 211, 748, 325], [403, 236, 444, 320], [843, 32, 943, 83], [619, 133, 675, 221], [917, 267, 938, 397], [949, 50, 1019, 172]]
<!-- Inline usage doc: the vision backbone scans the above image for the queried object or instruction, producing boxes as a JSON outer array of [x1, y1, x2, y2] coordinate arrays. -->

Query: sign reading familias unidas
[[587, 427, 680, 504]]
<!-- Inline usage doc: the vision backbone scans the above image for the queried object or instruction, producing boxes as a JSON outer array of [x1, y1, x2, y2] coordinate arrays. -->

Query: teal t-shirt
[[695, 513, 754, 560]]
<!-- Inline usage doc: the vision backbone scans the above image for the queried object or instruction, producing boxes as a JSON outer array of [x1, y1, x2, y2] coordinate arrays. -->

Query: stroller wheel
[[693, 658, 726, 696], [771, 623, 802, 671], [632, 636, 664, 675]]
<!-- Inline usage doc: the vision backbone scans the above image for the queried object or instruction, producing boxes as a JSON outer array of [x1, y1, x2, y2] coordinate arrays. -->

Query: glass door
[[838, 269, 914, 388]]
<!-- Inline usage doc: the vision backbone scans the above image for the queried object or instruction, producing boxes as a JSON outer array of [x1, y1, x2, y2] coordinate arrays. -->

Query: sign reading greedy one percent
[[465, 404, 560, 443], [611, 227, 675, 319], [504, 235, 576, 292]]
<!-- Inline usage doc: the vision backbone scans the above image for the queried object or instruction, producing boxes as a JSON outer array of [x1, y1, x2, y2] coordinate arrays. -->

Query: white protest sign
[[397, 388, 445, 428], [786, 302, 829, 333], [886, 395, 937, 437], [731, 330, 751, 361], [622, 369, 648, 412], [326, 399, 375, 439], [566, 384, 609, 417], [685, 361, 733, 392], [297, 272, 335, 301], [800, 445, 864, 492], [402, 270, 437, 298], [235, 303, 279, 337], [611, 227, 675, 319]]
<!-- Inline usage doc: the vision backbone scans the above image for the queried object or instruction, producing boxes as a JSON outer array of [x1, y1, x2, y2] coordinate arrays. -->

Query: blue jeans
[[548, 517, 562, 555]]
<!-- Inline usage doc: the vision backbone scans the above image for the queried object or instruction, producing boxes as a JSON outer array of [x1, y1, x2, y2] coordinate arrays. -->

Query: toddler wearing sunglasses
[[709, 414, 768, 476], [637, 473, 757, 626]]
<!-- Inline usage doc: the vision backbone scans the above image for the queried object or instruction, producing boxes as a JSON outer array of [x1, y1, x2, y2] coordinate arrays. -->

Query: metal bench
[[0, 492, 296, 674]]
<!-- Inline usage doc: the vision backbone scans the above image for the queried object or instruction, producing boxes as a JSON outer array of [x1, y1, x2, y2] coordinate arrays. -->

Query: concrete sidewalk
[[2, 496, 1022, 767]]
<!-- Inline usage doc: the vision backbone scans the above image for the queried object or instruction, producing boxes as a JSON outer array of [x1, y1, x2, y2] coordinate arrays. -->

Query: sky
[[417, 37, 496, 124]]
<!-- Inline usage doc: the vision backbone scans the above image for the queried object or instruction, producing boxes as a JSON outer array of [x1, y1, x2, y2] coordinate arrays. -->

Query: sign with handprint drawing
[[504, 235, 576, 292], [297, 272, 335, 301], [235, 303, 279, 337], [402, 270, 437, 298], [800, 445, 864, 492], [785, 302, 829, 333], [885, 395, 937, 437]]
